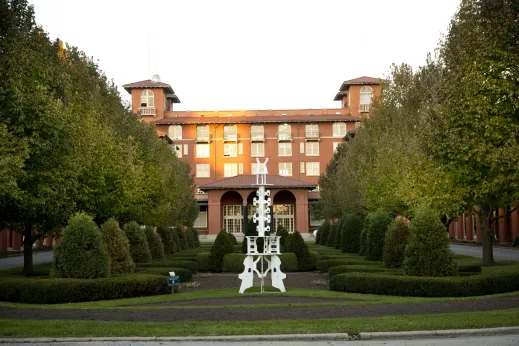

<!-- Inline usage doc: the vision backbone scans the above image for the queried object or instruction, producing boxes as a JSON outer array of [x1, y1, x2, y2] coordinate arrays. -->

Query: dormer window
[[140, 89, 154, 107]]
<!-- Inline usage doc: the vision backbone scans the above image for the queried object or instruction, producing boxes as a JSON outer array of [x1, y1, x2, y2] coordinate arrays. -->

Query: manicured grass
[[1, 309, 518, 337]]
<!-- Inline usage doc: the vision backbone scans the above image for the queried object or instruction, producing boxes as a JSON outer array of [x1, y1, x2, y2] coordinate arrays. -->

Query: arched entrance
[[221, 191, 243, 234], [273, 190, 296, 233]]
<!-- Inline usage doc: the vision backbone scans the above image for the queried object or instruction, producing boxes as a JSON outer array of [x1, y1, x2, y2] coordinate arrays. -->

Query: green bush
[[328, 265, 402, 278], [242, 219, 258, 253], [52, 213, 110, 279], [341, 214, 363, 254], [285, 231, 316, 271], [144, 226, 165, 260], [334, 218, 345, 249], [359, 229, 368, 256], [157, 227, 176, 255], [190, 227, 200, 247], [124, 221, 152, 264], [318, 258, 381, 272], [227, 232, 238, 245], [136, 267, 192, 283], [326, 223, 337, 247], [136, 260, 197, 273], [176, 228, 188, 250], [276, 225, 290, 250], [320, 254, 363, 260], [196, 252, 210, 271], [209, 230, 235, 272], [329, 270, 519, 297], [458, 264, 482, 273], [0, 274, 168, 304], [171, 228, 181, 252], [383, 219, 410, 268], [221, 253, 298, 272], [403, 205, 457, 277], [309, 250, 321, 266], [365, 211, 391, 261], [318, 222, 331, 245], [101, 218, 135, 275]]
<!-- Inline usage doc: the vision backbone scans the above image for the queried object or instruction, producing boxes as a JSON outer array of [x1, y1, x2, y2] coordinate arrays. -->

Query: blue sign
[[168, 276, 180, 287]]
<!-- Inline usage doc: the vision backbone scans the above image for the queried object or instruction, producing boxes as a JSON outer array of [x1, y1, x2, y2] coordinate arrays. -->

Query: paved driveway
[[0, 251, 53, 270], [450, 244, 519, 262]]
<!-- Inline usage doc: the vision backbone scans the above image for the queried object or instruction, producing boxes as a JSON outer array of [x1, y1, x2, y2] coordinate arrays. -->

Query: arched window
[[360, 87, 373, 112], [333, 122, 346, 137], [140, 89, 154, 107]]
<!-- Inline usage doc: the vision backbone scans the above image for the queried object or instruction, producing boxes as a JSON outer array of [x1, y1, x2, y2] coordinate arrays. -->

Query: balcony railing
[[305, 131, 320, 140], [277, 133, 292, 141], [223, 134, 238, 142], [196, 134, 210, 142], [359, 104, 370, 113], [251, 134, 265, 142], [139, 107, 156, 116]]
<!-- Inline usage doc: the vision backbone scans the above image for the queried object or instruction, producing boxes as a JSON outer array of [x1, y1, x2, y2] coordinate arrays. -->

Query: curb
[[1, 326, 518, 343]]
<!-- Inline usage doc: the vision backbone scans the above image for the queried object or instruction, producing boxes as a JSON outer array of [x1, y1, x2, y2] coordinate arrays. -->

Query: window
[[251, 125, 264, 141], [306, 142, 319, 156], [333, 122, 346, 137], [224, 143, 237, 157], [171, 144, 182, 158], [140, 90, 154, 107], [310, 206, 324, 227], [251, 143, 264, 157], [168, 125, 182, 140], [333, 142, 341, 152], [278, 142, 292, 156], [251, 163, 266, 174], [196, 125, 210, 142], [306, 162, 320, 176], [196, 144, 210, 158], [300, 142, 304, 154], [279, 162, 292, 176], [196, 164, 210, 178], [278, 124, 291, 140], [274, 204, 295, 233], [224, 125, 237, 141], [360, 86, 373, 105], [224, 163, 238, 177], [194, 205, 208, 228], [305, 124, 319, 139], [223, 205, 243, 234], [300, 162, 305, 173]]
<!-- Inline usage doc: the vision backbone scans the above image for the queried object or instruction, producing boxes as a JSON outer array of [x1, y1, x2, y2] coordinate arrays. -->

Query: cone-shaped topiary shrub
[[101, 218, 135, 275], [189, 227, 200, 247], [209, 230, 235, 272], [52, 212, 110, 279], [359, 214, 371, 256], [341, 214, 363, 254], [171, 227, 181, 253], [318, 222, 330, 245], [227, 232, 238, 245], [403, 206, 457, 276], [383, 219, 410, 268], [276, 225, 290, 250], [176, 228, 188, 250], [326, 223, 337, 247], [157, 226, 176, 255], [334, 217, 345, 249], [184, 228, 196, 248], [364, 211, 391, 261], [124, 221, 152, 263], [144, 226, 165, 260], [285, 231, 315, 271]]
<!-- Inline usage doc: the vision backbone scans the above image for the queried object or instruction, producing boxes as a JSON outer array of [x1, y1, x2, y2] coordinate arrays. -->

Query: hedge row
[[221, 253, 298, 273], [135, 260, 197, 273], [135, 267, 193, 283], [318, 259, 382, 273], [329, 270, 519, 297], [328, 265, 402, 278], [0, 274, 168, 304], [196, 252, 211, 271]]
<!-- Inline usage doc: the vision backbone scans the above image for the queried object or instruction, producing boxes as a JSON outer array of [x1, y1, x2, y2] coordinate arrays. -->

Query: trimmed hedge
[[196, 252, 210, 271], [364, 211, 391, 261], [221, 253, 298, 273], [136, 260, 197, 273], [320, 254, 365, 260], [144, 226, 165, 260], [0, 274, 168, 304], [124, 222, 152, 264], [383, 219, 410, 268], [341, 214, 363, 254], [458, 264, 482, 273], [101, 219, 135, 275], [328, 265, 402, 278], [157, 227, 176, 255], [136, 267, 193, 282], [318, 259, 382, 272], [329, 270, 519, 297]]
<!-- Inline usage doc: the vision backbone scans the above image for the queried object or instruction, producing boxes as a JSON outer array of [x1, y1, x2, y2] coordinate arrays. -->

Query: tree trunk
[[22, 225, 33, 275], [478, 205, 495, 266]]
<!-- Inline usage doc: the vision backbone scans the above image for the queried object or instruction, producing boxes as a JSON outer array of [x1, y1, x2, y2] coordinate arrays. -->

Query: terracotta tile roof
[[333, 90, 349, 101], [199, 175, 317, 190], [154, 114, 359, 125], [338, 76, 383, 91], [123, 79, 177, 96]]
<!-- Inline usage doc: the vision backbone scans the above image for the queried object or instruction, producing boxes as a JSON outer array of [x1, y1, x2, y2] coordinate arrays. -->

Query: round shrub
[[124, 221, 152, 264], [157, 227, 176, 255], [209, 230, 235, 272], [144, 226, 165, 260], [52, 213, 110, 279], [101, 218, 135, 275], [383, 219, 410, 268], [341, 214, 363, 254], [365, 211, 391, 261], [285, 231, 316, 271], [326, 223, 337, 247], [403, 205, 457, 277]]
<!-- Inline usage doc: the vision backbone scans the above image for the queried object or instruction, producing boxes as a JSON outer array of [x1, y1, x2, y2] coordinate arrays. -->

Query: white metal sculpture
[[239, 158, 286, 294]]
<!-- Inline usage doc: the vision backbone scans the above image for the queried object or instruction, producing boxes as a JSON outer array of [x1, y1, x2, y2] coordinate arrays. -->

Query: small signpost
[[168, 271, 180, 293]]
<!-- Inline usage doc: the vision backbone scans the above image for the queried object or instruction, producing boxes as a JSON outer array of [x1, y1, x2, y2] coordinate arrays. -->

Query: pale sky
[[29, 0, 459, 111]]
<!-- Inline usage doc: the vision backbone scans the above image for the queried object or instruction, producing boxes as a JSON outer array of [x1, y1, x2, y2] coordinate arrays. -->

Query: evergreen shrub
[[334, 218, 345, 249], [157, 227, 176, 255], [326, 223, 337, 247], [285, 231, 316, 271], [276, 225, 290, 250], [171, 228, 181, 252], [52, 213, 110, 279], [184, 228, 196, 248], [242, 219, 258, 253], [196, 252, 210, 271], [364, 211, 391, 261], [124, 222, 152, 263], [144, 226, 165, 260], [209, 230, 235, 272], [403, 205, 457, 277], [382, 219, 410, 268], [228, 232, 238, 245], [341, 214, 363, 254], [176, 228, 188, 250], [190, 227, 200, 247], [101, 218, 135, 275]]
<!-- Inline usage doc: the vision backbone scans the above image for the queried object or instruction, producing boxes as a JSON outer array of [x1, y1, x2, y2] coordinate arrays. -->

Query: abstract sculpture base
[[238, 254, 286, 294]]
